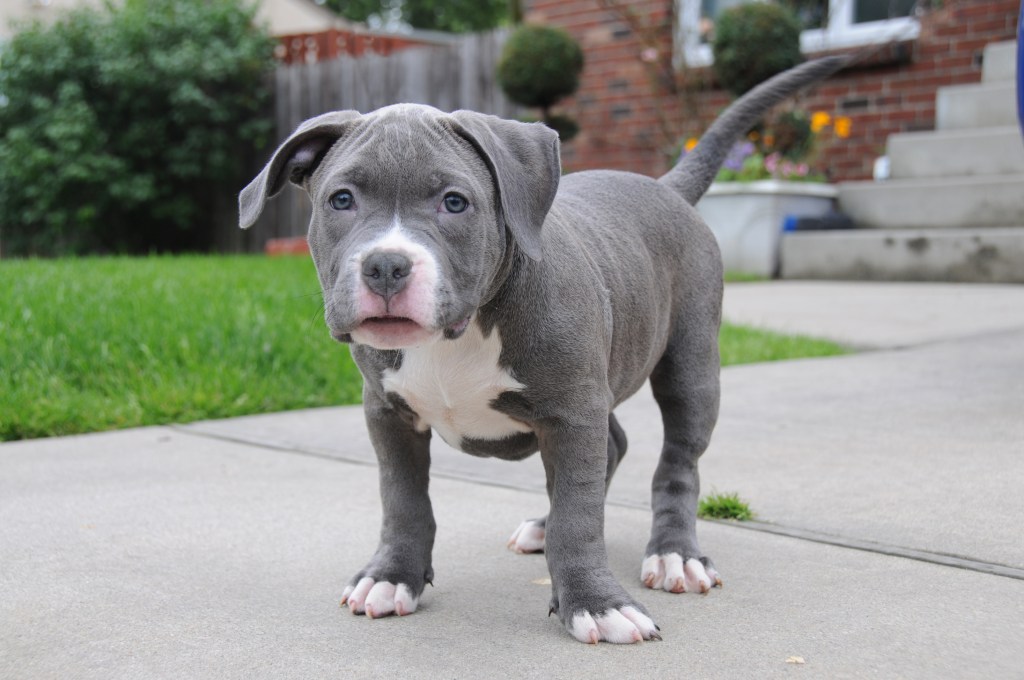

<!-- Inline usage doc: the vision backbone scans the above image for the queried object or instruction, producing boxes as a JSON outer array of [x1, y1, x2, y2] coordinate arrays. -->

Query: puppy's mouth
[[365, 315, 417, 326], [359, 315, 424, 336], [344, 314, 474, 350], [347, 314, 437, 350]]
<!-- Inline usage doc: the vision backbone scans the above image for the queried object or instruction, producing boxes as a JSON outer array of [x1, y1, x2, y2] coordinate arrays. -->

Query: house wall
[[523, 0, 1020, 182], [275, 28, 442, 64]]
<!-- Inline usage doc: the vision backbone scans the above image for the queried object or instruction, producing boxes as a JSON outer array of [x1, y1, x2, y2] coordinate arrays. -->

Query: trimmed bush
[[497, 24, 583, 138], [712, 3, 803, 96], [0, 0, 276, 256]]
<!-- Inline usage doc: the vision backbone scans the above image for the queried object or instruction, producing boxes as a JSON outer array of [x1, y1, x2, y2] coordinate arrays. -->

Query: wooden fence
[[219, 30, 516, 252]]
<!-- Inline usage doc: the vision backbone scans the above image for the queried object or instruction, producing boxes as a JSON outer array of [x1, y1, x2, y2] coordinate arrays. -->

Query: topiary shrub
[[711, 2, 803, 96], [0, 0, 276, 256], [497, 24, 584, 141]]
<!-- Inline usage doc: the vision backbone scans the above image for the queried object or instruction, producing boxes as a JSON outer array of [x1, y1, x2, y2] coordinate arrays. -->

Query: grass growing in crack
[[698, 492, 754, 521]]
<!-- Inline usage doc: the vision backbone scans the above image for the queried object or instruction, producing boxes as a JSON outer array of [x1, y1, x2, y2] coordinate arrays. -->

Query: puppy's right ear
[[239, 110, 361, 229]]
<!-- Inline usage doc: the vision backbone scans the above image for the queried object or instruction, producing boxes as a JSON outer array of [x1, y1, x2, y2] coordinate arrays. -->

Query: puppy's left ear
[[449, 111, 560, 261], [239, 110, 361, 229]]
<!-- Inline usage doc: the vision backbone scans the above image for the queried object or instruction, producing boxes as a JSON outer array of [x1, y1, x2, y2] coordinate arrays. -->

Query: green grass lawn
[[1, 255, 362, 441], [1, 256, 845, 441]]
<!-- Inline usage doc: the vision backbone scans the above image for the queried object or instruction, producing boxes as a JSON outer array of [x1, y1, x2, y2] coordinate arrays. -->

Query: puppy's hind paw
[[641, 553, 722, 594], [507, 519, 545, 554], [340, 577, 419, 618]]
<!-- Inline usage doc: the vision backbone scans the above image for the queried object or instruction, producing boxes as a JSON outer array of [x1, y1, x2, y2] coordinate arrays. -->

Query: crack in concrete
[[173, 423, 1024, 583]]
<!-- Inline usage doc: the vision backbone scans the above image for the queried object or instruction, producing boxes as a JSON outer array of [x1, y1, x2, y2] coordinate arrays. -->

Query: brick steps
[[887, 126, 1024, 178], [781, 227, 1024, 283], [838, 175, 1024, 230], [936, 81, 1018, 130], [783, 39, 1024, 283]]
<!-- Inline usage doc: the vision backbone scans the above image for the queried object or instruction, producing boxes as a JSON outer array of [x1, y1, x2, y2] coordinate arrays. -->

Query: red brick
[[964, 17, 1017, 36]]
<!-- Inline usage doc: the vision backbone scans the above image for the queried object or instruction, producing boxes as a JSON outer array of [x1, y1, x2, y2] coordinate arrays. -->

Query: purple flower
[[723, 141, 754, 171]]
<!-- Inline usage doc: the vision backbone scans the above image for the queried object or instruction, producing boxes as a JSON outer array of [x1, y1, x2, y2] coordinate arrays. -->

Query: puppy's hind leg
[[507, 414, 627, 554], [642, 307, 723, 595]]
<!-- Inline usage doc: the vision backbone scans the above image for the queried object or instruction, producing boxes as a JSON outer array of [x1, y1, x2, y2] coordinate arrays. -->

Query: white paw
[[641, 554, 722, 594], [340, 577, 418, 618], [568, 606, 661, 644], [507, 519, 545, 553]]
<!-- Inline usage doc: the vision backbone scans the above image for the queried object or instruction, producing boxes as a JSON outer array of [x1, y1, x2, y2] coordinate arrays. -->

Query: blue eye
[[329, 190, 354, 211], [443, 193, 468, 213]]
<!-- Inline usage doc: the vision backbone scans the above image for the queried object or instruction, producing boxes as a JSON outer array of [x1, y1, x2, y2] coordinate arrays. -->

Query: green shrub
[[712, 3, 803, 96], [0, 0, 276, 256], [323, 0, 511, 33], [497, 24, 583, 138]]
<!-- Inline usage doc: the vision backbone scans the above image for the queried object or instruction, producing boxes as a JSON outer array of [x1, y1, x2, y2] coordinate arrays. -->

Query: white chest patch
[[381, 322, 532, 449]]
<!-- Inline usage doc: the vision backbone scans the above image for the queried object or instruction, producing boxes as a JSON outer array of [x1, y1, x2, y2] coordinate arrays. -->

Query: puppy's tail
[[660, 55, 849, 206]]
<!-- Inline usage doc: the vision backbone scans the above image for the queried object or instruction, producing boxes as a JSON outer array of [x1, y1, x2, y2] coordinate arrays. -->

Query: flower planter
[[696, 180, 838, 278]]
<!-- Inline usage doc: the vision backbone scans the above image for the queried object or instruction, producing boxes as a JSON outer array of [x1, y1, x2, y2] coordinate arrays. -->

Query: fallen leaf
[[531, 578, 552, 585], [785, 656, 806, 665]]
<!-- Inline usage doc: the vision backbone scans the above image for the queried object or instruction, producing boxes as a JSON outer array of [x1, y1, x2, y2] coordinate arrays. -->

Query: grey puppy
[[240, 56, 845, 644]]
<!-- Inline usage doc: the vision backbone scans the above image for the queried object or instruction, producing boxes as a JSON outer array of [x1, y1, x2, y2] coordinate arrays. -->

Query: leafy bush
[[324, 0, 511, 33], [497, 24, 583, 140], [0, 0, 276, 256], [712, 2, 803, 96]]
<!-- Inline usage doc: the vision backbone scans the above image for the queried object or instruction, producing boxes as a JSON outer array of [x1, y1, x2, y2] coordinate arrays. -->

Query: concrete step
[[838, 175, 1024, 230], [936, 81, 1017, 130], [780, 227, 1024, 283], [982, 40, 1018, 83], [888, 126, 1024, 179]]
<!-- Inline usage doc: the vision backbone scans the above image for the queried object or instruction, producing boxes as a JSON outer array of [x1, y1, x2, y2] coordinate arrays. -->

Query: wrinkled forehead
[[313, 106, 492, 196]]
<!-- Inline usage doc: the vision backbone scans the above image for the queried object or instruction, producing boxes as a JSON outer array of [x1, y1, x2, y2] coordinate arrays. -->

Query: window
[[676, 0, 921, 67]]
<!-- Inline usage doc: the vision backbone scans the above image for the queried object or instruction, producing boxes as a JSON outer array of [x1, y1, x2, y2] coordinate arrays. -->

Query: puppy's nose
[[361, 251, 413, 302]]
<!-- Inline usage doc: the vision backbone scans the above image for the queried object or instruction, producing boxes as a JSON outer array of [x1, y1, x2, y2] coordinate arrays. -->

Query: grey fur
[[239, 57, 845, 642]]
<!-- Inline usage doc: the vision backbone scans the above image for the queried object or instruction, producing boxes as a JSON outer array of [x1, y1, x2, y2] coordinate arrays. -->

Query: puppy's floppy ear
[[239, 110, 361, 229], [448, 111, 560, 261]]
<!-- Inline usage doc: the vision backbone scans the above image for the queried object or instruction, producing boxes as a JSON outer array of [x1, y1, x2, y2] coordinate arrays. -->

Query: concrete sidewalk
[[3, 282, 1024, 678]]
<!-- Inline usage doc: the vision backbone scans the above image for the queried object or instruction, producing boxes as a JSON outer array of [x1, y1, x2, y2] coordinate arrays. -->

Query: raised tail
[[660, 55, 849, 205]]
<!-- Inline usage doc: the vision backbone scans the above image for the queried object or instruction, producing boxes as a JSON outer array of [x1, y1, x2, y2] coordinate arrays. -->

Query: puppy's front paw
[[340, 576, 419, 618], [549, 569, 661, 644], [507, 518, 546, 553], [567, 606, 661, 644], [641, 553, 722, 594]]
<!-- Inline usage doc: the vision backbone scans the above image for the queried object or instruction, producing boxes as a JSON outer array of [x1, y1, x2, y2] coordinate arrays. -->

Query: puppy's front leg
[[340, 390, 435, 618], [539, 419, 660, 644]]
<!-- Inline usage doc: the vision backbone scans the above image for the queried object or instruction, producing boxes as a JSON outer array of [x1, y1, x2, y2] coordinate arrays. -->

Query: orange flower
[[834, 116, 852, 138], [763, 133, 775, 148], [810, 111, 831, 133], [684, 137, 699, 152]]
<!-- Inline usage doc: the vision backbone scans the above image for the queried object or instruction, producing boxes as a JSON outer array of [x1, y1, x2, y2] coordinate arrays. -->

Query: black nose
[[361, 251, 413, 302]]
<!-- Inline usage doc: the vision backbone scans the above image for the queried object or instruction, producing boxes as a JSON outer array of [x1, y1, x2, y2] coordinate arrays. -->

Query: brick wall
[[523, 0, 1019, 181]]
